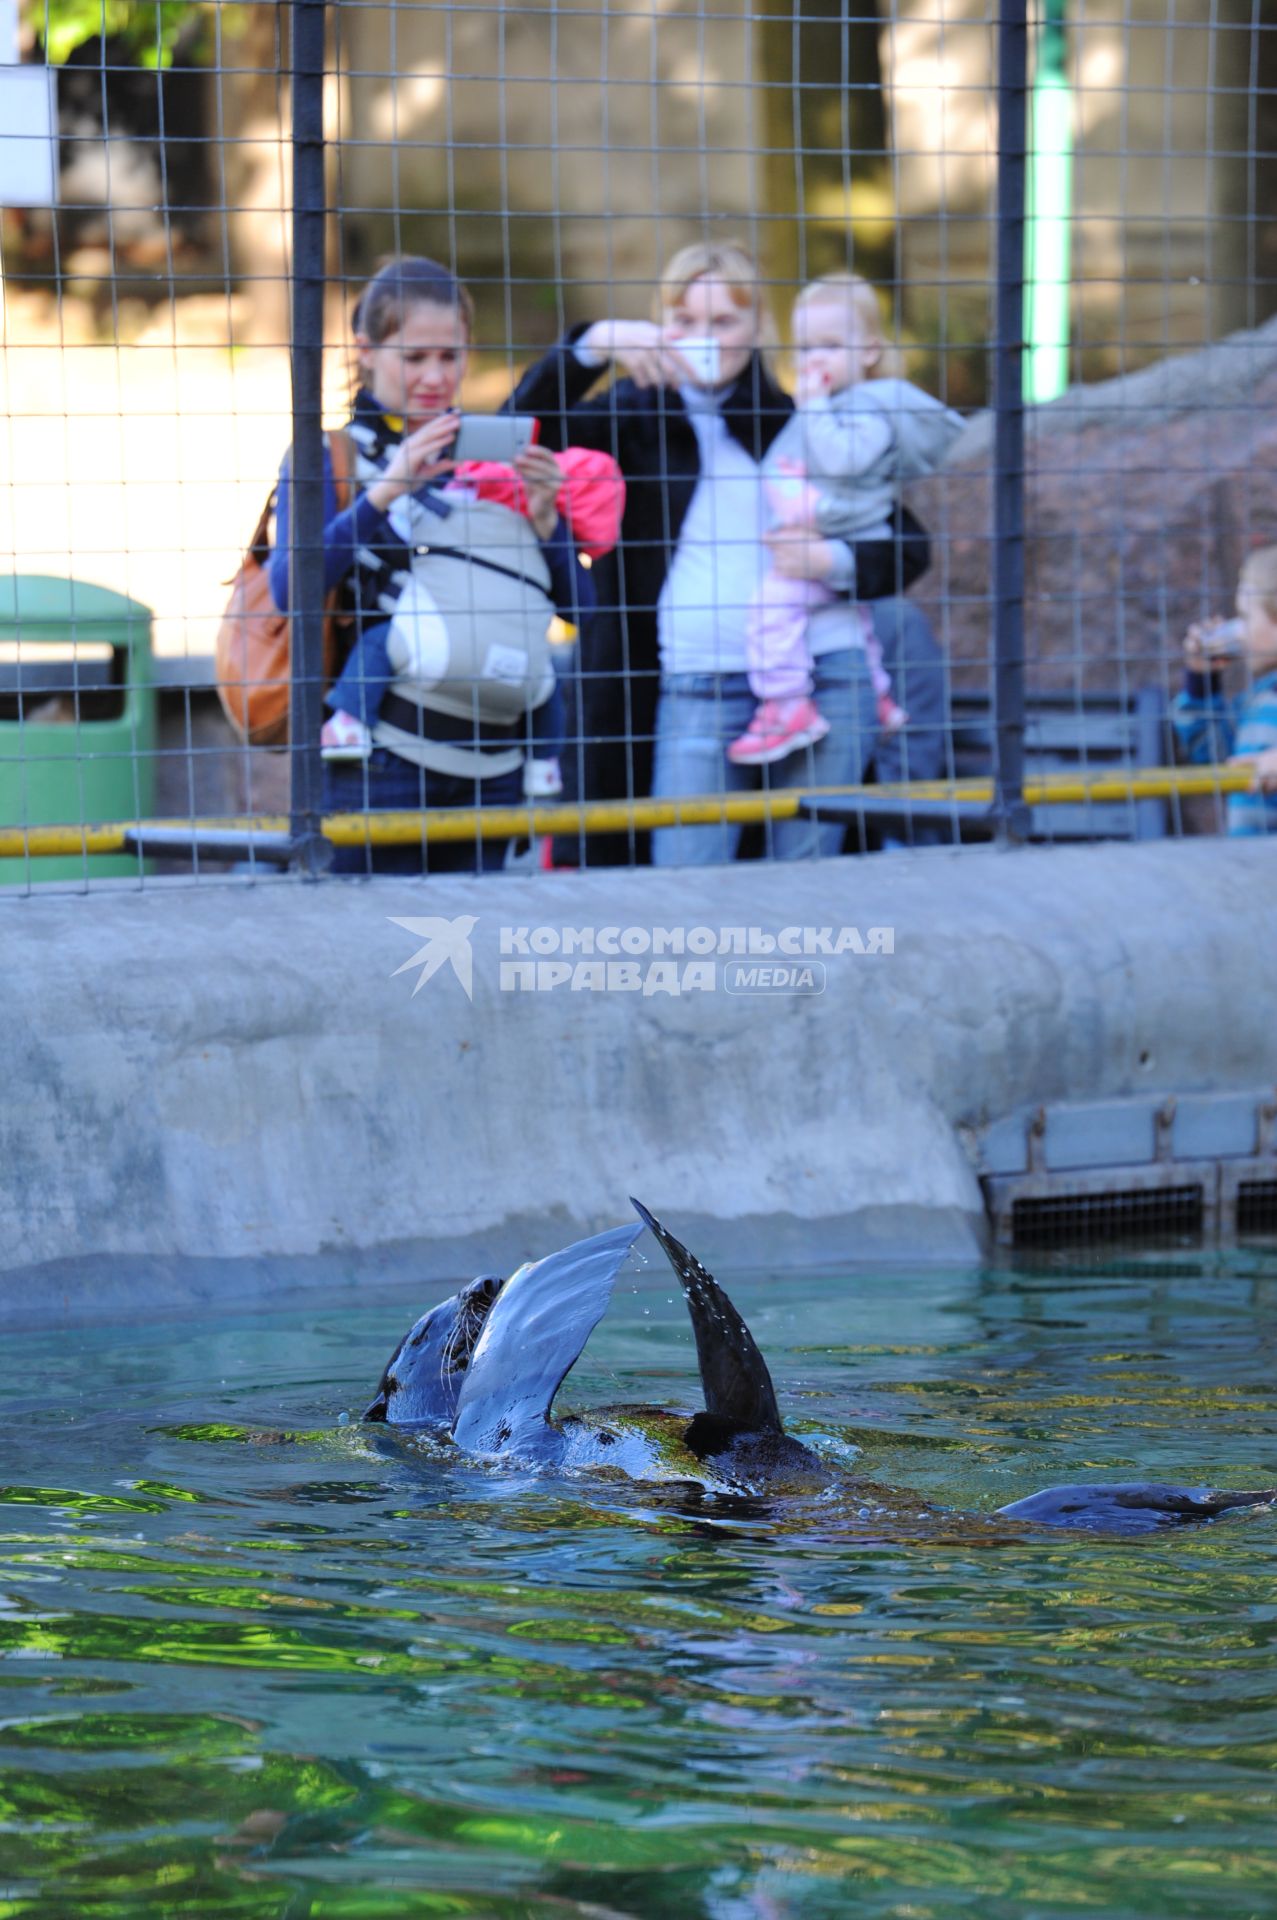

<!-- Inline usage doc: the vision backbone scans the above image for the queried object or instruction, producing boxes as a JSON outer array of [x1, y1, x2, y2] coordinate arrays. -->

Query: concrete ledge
[[1, 838, 1274, 1323]]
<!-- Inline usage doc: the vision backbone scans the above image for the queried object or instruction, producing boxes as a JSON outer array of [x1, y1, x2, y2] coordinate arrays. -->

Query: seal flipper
[[451, 1223, 643, 1455], [631, 1198, 781, 1432]]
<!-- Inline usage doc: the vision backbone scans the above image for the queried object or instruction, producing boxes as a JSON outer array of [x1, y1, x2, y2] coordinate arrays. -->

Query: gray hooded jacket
[[765, 376, 965, 542]]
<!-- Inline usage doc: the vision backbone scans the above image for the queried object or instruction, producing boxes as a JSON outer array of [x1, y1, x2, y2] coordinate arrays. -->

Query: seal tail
[[631, 1198, 782, 1433]]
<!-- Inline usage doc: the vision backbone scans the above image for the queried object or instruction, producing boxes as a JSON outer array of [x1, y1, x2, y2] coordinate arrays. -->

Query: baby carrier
[[384, 492, 557, 730]]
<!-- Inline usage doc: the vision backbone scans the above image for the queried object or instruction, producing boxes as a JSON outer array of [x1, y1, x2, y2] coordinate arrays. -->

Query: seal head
[[363, 1272, 505, 1429], [997, 1481, 1276, 1532]]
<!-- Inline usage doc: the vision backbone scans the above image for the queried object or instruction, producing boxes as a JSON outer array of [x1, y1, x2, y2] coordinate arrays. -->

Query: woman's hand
[[765, 519, 837, 584], [578, 319, 693, 390], [515, 443, 566, 541], [367, 411, 461, 512]]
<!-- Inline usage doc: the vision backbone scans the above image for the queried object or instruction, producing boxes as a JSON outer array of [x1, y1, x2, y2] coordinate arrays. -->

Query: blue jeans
[[865, 598, 948, 849], [322, 749, 523, 876], [649, 647, 876, 867], [868, 599, 946, 787], [328, 622, 395, 727], [531, 676, 566, 763]]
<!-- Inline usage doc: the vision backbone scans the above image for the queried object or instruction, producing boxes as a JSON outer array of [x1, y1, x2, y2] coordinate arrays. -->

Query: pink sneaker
[[321, 708, 373, 761], [727, 696, 830, 767]]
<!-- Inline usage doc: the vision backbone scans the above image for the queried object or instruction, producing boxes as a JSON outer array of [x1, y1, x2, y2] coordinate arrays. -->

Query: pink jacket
[[449, 445, 626, 560]]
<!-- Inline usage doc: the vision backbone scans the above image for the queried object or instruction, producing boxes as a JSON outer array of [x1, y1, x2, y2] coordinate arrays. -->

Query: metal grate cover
[[1237, 1181, 1277, 1236], [1009, 1185, 1205, 1250]]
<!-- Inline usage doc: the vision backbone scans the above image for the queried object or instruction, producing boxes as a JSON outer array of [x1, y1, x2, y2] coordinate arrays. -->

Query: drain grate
[[1009, 1184, 1205, 1249], [1237, 1180, 1277, 1235], [982, 1095, 1276, 1249]]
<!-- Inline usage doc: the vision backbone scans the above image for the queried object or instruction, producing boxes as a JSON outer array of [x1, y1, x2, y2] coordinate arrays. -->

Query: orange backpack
[[215, 430, 356, 746]]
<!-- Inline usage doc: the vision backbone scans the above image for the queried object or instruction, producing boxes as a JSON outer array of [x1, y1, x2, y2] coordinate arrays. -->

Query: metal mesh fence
[[0, 0, 1274, 886]]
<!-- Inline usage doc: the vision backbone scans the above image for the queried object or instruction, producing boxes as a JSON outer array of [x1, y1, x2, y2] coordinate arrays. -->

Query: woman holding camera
[[269, 255, 590, 875]]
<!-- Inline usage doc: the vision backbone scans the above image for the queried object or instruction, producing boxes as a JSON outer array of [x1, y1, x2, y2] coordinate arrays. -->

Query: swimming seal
[[363, 1201, 1276, 1531], [364, 1205, 829, 1491]]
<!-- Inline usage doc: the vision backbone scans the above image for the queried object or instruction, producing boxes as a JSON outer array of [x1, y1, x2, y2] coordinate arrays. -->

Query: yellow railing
[[0, 764, 1259, 858]]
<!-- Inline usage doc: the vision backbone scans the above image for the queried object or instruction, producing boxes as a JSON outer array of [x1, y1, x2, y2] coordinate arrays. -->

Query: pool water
[[2, 1253, 1276, 1918]]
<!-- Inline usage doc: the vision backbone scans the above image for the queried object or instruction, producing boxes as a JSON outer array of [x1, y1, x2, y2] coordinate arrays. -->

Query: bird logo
[[388, 915, 478, 1000]]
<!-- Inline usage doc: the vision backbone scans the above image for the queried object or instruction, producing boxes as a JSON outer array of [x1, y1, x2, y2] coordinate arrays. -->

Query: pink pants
[[745, 574, 900, 723], [744, 569, 834, 701], [747, 471, 901, 720]]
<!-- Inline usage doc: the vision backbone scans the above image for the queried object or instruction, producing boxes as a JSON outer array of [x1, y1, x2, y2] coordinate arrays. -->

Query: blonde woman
[[513, 241, 935, 866]]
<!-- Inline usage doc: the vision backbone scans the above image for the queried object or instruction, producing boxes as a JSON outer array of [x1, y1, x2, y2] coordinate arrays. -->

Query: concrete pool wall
[[1, 838, 1273, 1325]]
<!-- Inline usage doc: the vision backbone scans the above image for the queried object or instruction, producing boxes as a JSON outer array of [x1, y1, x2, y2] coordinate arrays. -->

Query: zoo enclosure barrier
[[0, 0, 1274, 885]]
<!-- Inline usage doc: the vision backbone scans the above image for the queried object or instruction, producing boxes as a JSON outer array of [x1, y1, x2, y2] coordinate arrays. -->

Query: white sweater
[[655, 385, 769, 677]]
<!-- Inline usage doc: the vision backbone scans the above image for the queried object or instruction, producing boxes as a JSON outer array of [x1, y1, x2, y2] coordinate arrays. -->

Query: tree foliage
[[39, 1, 211, 69]]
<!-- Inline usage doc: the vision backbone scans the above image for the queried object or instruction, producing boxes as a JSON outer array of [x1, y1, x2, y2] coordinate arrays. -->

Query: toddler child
[[1172, 543, 1277, 834], [322, 444, 624, 799], [728, 273, 964, 767]]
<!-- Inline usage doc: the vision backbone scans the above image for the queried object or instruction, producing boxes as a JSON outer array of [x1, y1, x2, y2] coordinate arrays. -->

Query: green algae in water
[[0, 1259, 1275, 1919]]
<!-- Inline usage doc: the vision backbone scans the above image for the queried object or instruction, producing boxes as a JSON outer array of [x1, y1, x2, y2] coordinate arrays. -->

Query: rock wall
[[909, 315, 1277, 690]]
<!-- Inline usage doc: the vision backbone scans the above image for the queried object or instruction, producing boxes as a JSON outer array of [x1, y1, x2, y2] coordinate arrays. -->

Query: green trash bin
[[0, 575, 157, 883]]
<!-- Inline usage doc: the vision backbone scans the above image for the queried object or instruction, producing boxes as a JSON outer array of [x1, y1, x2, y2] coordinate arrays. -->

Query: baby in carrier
[[323, 443, 624, 799], [728, 273, 964, 768]]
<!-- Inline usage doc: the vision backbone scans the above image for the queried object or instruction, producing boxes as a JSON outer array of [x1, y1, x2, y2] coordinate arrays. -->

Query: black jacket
[[511, 331, 931, 863]]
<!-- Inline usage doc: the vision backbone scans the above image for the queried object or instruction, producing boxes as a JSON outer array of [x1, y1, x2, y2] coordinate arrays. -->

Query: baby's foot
[[524, 755, 564, 799], [320, 709, 374, 761], [727, 697, 830, 767]]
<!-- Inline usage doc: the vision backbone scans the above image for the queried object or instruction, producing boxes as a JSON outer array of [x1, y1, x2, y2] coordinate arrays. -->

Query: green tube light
[[1025, 0, 1073, 402]]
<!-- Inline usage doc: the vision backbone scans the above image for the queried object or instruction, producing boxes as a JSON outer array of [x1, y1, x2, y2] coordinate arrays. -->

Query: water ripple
[[0, 1260, 1274, 1917]]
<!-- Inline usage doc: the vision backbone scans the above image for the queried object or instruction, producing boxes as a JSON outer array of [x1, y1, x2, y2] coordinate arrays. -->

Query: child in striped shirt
[[1172, 544, 1277, 834]]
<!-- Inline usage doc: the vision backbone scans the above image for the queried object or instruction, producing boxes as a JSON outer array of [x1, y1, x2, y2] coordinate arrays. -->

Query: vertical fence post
[[991, 0, 1031, 841], [288, 0, 330, 873]]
